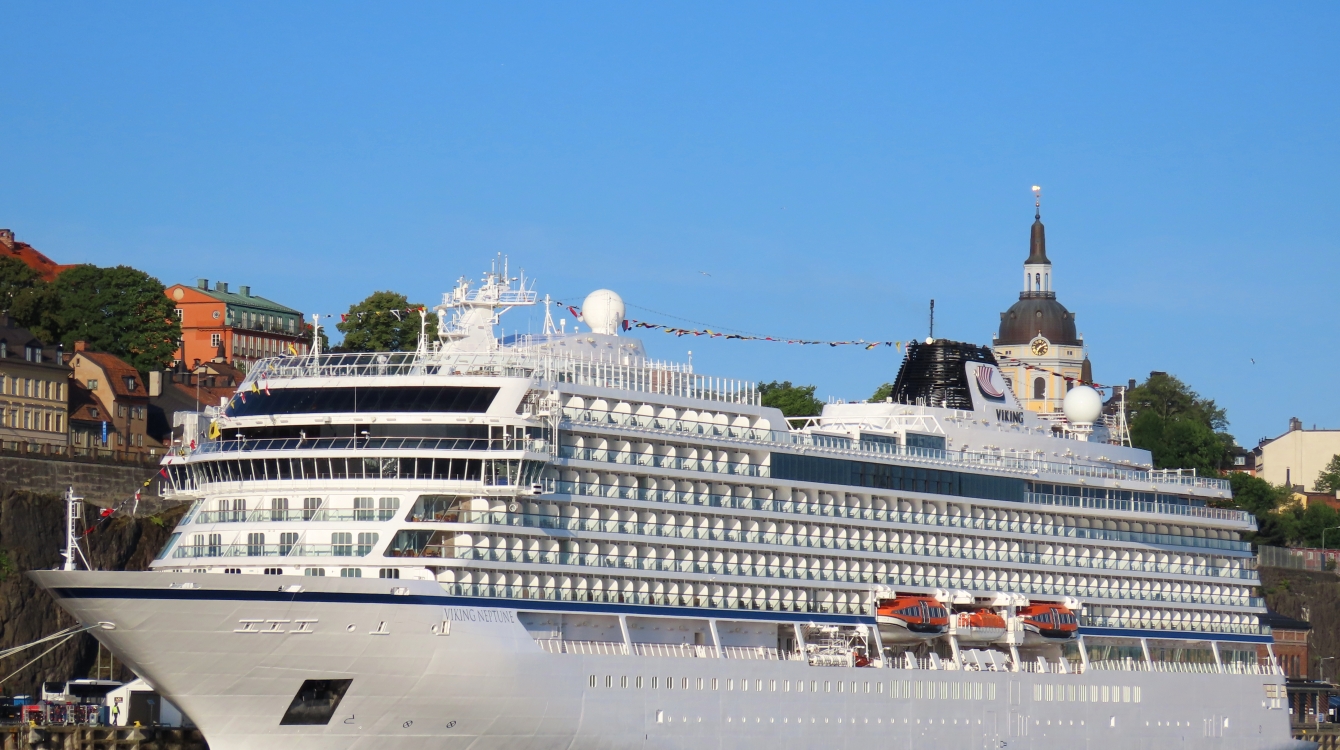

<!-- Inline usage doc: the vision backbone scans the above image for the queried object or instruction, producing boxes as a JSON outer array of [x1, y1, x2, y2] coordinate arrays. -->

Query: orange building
[[165, 279, 309, 371]]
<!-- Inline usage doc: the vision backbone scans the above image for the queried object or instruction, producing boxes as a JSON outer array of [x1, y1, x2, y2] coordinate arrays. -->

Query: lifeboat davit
[[876, 595, 949, 643], [951, 609, 1007, 644], [1017, 603, 1079, 643]]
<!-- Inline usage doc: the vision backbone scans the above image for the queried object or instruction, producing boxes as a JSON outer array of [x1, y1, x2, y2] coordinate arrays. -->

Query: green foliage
[[1126, 372, 1232, 474], [335, 291, 425, 352], [0, 256, 47, 326], [759, 381, 824, 418], [869, 383, 894, 403], [37, 265, 181, 372], [1228, 472, 1293, 518], [1316, 455, 1340, 493]]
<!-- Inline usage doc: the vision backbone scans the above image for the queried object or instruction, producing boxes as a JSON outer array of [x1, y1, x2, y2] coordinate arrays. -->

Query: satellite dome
[[582, 289, 625, 336], [1062, 385, 1103, 425]]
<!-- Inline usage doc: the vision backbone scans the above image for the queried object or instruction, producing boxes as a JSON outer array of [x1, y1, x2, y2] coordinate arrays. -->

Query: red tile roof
[[76, 351, 147, 400], [0, 230, 76, 282]]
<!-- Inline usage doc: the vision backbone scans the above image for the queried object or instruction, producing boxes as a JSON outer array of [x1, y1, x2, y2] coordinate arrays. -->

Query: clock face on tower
[[1030, 337, 1050, 356]]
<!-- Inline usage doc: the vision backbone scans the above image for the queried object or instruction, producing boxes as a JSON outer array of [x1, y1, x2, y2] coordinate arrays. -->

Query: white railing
[[239, 351, 758, 406]]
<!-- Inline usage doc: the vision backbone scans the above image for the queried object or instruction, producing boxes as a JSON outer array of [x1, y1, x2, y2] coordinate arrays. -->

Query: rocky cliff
[[0, 485, 186, 697], [1260, 565, 1340, 676]]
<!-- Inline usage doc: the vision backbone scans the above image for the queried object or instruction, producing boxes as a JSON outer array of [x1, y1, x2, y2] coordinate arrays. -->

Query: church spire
[[1026, 185, 1050, 265], [1022, 186, 1052, 295]]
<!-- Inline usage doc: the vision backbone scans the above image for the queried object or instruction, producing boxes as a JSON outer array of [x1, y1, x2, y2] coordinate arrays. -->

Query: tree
[[869, 383, 894, 403], [38, 265, 180, 372], [1126, 372, 1232, 473], [335, 291, 426, 352], [1316, 455, 1340, 493], [759, 381, 824, 418], [0, 256, 46, 326], [1227, 472, 1292, 518]]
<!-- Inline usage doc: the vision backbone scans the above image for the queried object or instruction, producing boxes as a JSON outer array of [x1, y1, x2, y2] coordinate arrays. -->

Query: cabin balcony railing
[[170, 543, 375, 559], [194, 437, 548, 455], [545, 481, 1255, 556], [534, 640, 800, 660], [437, 543, 1260, 608], [193, 508, 401, 524], [558, 445, 766, 478], [559, 408, 1235, 495]]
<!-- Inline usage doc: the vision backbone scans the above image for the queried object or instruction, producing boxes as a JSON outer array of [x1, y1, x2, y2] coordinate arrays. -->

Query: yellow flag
[[250, 381, 260, 394], [207, 421, 221, 439], [287, 342, 298, 355]]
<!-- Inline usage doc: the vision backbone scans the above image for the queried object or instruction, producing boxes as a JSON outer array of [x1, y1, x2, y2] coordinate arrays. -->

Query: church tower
[[991, 190, 1093, 413]]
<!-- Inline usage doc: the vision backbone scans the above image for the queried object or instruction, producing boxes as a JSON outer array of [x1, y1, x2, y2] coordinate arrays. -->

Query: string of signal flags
[[320, 302, 1114, 389], [558, 302, 909, 351]]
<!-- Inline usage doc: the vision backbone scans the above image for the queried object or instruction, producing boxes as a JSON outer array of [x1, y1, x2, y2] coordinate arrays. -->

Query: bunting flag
[[338, 307, 429, 323], [287, 342, 299, 355], [552, 300, 904, 350], [994, 355, 1111, 390]]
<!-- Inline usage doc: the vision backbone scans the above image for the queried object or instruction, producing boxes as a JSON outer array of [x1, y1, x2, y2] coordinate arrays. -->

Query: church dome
[[998, 296, 1079, 346]]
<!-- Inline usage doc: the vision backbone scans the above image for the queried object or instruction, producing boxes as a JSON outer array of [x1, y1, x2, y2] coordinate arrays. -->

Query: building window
[[124, 376, 136, 391], [56, 383, 62, 401], [88, 379, 98, 391], [118, 405, 127, 418], [211, 333, 222, 348], [174, 309, 183, 319], [1033, 377, 1046, 400], [55, 414, 62, 433]]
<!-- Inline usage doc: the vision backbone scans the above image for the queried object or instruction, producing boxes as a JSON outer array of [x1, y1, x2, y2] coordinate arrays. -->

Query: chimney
[[197, 278, 209, 289], [149, 370, 162, 398], [239, 285, 251, 297], [215, 281, 229, 293], [1127, 379, 1136, 390], [0, 229, 13, 249], [1290, 417, 1303, 432], [73, 340, 87, 352]]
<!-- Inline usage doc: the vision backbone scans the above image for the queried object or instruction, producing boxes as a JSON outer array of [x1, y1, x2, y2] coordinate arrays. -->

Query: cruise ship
[[32, 262, 1307, 750]]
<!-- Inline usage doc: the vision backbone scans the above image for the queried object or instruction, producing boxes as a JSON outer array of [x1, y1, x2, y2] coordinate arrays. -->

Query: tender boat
[[876, 595, 949, 642], [950, 608, 1008, 644], [1018, 602, 1080, 643]]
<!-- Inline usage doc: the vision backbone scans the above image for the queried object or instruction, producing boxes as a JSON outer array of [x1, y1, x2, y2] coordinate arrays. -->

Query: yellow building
[[991, 207, 1093, 413], [0, 315, 71, 452]]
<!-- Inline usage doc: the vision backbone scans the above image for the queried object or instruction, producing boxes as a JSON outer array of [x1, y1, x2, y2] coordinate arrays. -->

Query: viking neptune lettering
[[445, 607, 517, 624]]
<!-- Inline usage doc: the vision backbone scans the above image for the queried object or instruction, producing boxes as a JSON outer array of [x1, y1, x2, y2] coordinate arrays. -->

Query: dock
[[0, 726, 206, 750]]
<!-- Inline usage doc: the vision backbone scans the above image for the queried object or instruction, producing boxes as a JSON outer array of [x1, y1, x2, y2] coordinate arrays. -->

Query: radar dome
[[582, 289, 625, 336], [1062, 385, 1103, 424]]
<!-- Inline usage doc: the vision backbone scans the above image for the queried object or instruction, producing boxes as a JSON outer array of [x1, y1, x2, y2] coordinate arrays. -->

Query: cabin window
[[353, 497, 375, 521], [302, 497, 322, 520], [246, 532, 265, 556], [340, 568, 362, 578], [279, 532, 298, 555], [378, 497, 401, 521], [303, 568, 326, 577], [223, 386, 499, 418], [356, 533, 378, 556], [331, 533, 353, 556], [378, 568, 399, 579]]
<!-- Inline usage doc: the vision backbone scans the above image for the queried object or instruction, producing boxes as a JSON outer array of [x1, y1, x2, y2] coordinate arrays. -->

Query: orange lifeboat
[[876, 595, 949, 643], [951, 608, 1007, 643], [1017, 603, 1079, 643]]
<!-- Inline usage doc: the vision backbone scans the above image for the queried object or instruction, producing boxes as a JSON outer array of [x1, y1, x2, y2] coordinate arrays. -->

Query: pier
[[0, 726, 206, 750]]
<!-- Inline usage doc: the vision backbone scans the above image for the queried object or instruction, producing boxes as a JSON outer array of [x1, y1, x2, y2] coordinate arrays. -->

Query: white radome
[[1063, 385, 1103, 424], [582, 289, 625, 336]]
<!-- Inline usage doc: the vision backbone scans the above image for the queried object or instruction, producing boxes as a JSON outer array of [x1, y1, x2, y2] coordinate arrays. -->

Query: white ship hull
[[33, 571, 1307, 750]]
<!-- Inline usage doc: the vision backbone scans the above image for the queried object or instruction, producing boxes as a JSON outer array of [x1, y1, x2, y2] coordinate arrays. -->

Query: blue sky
[[1, 3, 1336, 447]]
